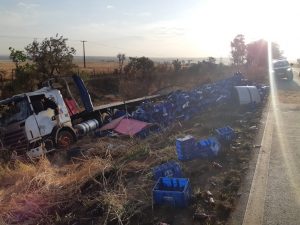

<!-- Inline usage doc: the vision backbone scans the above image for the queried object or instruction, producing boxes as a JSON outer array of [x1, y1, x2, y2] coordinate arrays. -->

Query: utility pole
[[81, 40, 87, 68]]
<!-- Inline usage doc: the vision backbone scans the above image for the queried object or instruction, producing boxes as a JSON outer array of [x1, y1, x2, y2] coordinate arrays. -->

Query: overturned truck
[[0, 73, 268, 160], [0, 75, 160, 159]]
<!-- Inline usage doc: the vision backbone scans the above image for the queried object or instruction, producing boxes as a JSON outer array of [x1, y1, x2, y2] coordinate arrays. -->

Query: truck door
[[29, 95, 56, 138], [24, 95, 42, 141]]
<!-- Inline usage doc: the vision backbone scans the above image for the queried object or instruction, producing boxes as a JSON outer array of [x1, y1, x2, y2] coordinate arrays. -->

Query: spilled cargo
[[176, 135, 221, 161], [153, 177, 191, 208]]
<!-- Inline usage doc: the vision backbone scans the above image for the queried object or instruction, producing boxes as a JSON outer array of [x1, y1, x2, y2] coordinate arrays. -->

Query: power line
[[80, 40, 87, 68]]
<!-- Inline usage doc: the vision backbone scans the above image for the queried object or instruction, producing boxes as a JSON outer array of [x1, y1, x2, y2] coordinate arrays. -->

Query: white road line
[[242, 104, 274, 225]]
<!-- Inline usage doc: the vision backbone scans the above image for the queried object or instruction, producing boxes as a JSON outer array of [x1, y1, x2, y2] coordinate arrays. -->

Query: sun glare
[[187, 0, 300, 58]]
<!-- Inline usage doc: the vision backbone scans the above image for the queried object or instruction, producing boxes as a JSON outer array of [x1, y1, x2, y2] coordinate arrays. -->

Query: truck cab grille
[[2, 126, 28, 154]]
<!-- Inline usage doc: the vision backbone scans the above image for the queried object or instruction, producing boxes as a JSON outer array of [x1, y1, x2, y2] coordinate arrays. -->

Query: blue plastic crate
[[176, 135, 196, 161], [153, 177, 191, 208], [208, 137, 221, 156], [196, 137, 221, 158], [215, 126, 235, 142], [196, 139, 214, 158], [153, 161, 182, 180]]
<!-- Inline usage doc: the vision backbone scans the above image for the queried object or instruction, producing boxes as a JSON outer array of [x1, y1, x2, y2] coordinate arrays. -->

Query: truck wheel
[[57, 130, 75, 149]]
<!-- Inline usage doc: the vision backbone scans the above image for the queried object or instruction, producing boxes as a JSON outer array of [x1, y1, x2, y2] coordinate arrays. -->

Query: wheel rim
[[57, 131, 74, 149]]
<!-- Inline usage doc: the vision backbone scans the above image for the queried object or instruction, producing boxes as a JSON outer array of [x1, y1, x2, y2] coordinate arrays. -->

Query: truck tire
[[57, 130, 75, 149]]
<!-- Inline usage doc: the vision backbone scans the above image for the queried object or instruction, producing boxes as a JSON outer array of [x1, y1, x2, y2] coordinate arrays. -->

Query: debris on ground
[[209, 197, 215, 204], [193, 211, 211, 221], [249, 125, 258, 130], [253, 144, 262, 148], [206, 190, 213, 197], [212, 162, 223, 169]]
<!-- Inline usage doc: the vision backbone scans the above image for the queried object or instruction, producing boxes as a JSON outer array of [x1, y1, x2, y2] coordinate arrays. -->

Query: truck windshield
[[273, 60, 289, 68], [0, 97, 31, 127]]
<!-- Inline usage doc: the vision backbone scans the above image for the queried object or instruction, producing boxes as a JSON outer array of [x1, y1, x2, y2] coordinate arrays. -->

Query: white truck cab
[[0, 87, 77, 158]]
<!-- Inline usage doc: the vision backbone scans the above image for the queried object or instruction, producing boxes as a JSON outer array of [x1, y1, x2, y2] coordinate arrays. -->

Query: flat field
[[75, 61, 119, 74], [0, 61, 14, 79], [0, 60, 119, 79]]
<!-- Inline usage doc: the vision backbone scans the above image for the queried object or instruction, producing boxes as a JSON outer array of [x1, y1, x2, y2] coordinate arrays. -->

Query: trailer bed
[[93, 94, 161, 111]]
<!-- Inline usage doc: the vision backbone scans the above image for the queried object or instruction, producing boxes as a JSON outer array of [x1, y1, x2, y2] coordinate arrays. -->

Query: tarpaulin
[[114, 118, 151, 136], [100, 116, 125, 131], [98, 116, 151, 136]]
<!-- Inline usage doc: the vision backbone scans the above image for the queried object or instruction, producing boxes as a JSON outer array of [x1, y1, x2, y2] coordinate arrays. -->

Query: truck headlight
[[287, 68, 291, 71]]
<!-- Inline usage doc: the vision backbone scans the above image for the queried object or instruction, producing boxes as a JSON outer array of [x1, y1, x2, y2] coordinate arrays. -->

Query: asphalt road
[[230, 69, 300, 225]]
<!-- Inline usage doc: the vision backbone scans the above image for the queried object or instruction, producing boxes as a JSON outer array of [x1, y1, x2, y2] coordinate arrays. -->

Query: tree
[[25, 34, 76, 77], [231, 34, 247, 69], [9, 47, 38, 92], [208, 57, 216, 64], [246, 39, 268, 67], [172, 59, 181, 72], [124, 56, 154, 75], [8, 47, 27, 70], [246, 40, 284, 67], [271, 42, 283, 59], [117, 53, 126, 74]]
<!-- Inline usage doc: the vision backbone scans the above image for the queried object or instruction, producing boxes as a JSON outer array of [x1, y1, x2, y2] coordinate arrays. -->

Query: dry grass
[[0, 60, 119, 79], [75, 61, 119, 74], [0, 136, 163, 225], [0, 61, 15, 79], [0, 156, 114, 224]]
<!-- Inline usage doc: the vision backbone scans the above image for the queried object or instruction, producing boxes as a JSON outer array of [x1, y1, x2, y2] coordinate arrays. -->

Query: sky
[[0, 0, 300, 59]]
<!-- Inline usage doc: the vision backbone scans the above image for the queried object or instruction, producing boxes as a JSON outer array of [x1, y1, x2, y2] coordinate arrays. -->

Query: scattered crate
[[176, 135, 221, 160], [152, 177, 191, 208], [215, 126, 235, 142], [176, 135, 197, 161], [153, 161, 182, 181], [196, 137, 220, 158]]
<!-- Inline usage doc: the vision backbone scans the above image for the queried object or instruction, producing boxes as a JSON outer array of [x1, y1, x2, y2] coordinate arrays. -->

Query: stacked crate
[[152, 161, 182, 181]]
